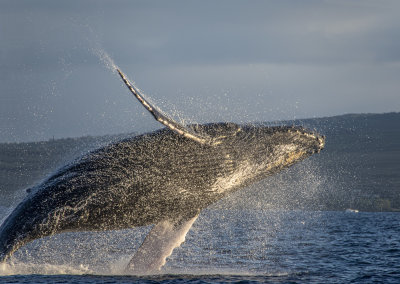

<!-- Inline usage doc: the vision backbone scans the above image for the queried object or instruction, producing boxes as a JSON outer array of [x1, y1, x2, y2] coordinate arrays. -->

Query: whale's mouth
[[317, 135, 325, 152], [297, 127, 325, 154], [312, 132, 325, 153], [283, 126, 325, 154], [306, 132, 325, 154]]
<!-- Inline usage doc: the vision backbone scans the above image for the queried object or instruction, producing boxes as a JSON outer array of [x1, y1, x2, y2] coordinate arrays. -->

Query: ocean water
[[0, 209, 398, 283]]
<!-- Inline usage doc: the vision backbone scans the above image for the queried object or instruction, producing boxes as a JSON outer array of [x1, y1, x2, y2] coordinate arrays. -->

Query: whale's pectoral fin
[[116, 68, 211, 145], [125, 214, 198, 274]]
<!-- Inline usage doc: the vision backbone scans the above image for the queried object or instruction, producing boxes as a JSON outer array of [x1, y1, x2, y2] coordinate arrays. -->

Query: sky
[[1, 0, 400, 142]]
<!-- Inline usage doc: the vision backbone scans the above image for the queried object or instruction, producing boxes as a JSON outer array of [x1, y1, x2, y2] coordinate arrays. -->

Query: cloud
[[3, 0, 400, 68], [1, 0, 400, 142]]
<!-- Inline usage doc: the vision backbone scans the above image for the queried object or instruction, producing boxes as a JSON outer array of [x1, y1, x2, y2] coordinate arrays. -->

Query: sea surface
[[0, 208, 398, 283]]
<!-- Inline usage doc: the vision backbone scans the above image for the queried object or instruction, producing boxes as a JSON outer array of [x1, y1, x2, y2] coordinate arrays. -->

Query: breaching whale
[[0, 67, 325, 273]]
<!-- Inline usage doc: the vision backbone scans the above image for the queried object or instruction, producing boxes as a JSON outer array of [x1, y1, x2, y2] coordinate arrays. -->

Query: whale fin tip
[[116, 68, 212, 145]]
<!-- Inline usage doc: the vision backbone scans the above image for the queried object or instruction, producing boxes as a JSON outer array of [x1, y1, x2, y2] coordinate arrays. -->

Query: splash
[[94, 48, 119, 74], [94, 48, 203, 128], [93, 48, 142, 99], [0, 262, 92, 276], [0, 227, 149, 276], [0, 47, 328, 277], [93, 48, 162, 120]]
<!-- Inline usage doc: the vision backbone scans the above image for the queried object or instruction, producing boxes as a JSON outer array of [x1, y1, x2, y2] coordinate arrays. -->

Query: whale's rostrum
[[0, 67, 325, 274]]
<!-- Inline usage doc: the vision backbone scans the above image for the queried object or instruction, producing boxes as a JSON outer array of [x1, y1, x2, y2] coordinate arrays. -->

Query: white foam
[[0, 262, 92, 276]]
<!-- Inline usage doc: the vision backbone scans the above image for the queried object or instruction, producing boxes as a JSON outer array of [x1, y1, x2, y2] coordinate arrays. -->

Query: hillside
[[1, 113, 399, 211]]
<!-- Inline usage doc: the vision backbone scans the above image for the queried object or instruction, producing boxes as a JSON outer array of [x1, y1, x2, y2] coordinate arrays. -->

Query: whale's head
[[197, 122, 325, 181], [236, 124, 324, 178], [240, 124, 325, 156]]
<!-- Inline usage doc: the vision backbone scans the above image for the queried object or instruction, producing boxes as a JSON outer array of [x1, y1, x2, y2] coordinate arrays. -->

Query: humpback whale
[[0, 67, 325, 273]]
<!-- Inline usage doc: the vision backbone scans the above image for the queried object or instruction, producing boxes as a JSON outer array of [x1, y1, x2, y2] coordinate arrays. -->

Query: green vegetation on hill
[[1, 113, 399, 211]]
